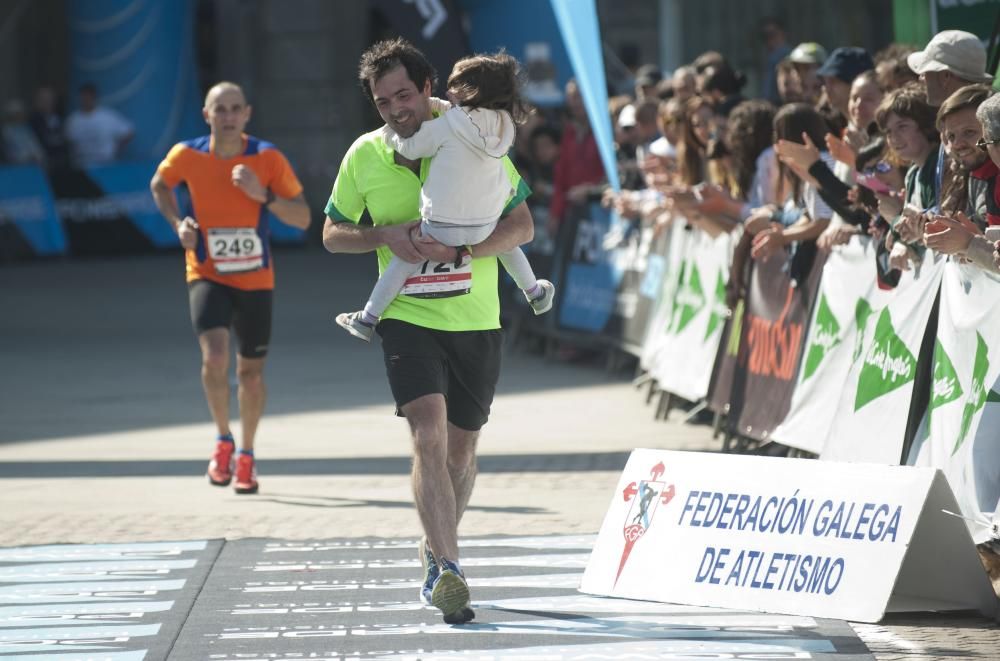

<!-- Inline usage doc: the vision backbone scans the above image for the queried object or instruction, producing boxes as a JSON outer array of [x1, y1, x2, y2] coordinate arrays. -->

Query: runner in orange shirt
[[150, 81, 310, 494]]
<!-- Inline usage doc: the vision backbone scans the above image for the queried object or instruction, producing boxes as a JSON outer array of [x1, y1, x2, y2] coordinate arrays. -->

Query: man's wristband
[[264, 189, 276, 207], [455, 245, 472, 268]]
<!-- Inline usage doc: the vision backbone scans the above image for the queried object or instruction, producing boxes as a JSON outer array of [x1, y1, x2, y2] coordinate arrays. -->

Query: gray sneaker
[[336, 311, 374, 342], [527, 279, 555, 315]]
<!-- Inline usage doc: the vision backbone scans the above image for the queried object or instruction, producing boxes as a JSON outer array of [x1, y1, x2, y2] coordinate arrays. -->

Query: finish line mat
[[0, 535, 872, 660]]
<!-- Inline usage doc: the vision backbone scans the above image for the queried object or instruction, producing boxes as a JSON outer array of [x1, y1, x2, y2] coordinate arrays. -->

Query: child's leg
[[361, 256, 421, 323], [497, 247, 539, 293]]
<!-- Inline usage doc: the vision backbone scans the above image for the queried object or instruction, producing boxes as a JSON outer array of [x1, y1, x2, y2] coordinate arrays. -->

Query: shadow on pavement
[[0, 249, 627, 444], [0, 451, 635, 478]]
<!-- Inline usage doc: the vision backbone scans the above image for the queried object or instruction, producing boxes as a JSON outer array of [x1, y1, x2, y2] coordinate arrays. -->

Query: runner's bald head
[[204, 82, 246, 108]]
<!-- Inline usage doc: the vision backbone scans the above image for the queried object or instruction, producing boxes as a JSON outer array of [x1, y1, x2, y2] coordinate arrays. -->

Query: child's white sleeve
[[384, 116, 448, 160]]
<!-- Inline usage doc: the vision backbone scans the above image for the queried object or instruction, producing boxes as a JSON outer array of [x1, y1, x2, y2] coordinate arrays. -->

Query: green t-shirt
[[325, 127, 530, 331]]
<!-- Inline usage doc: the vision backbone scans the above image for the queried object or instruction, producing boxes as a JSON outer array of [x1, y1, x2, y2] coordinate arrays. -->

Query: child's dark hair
[[447, 51, 531, 124], [358, 37, 437, 105]]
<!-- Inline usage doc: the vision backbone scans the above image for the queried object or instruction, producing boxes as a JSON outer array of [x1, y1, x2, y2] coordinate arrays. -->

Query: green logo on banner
[[670, 262, 705, 334], [705, 271, 727, 341], [930, 340, 963, 410], [802, 294, 841, 382], [955, 332, 990, 455], [854, 308, 916, 411], [853, 298, 874, 363]]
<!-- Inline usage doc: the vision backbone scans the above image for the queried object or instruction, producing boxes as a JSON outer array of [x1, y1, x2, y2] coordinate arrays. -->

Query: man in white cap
[[907, 30, 995, 106]]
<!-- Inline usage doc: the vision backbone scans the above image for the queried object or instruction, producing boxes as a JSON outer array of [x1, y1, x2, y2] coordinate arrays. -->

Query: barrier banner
[[581, 448, 998, 622], [772, 237, 881, 453], [821, 255, 946, 463], [0, 165, 67, 260], [707, 232, 752, 416], [640, 219, 689, 373], [557, 201, 628, 335], [49, 162, 174, 255], [618, 219, 668, 354], [910, 260, 1000, 543], [647, 227, 733, 402], [729, 246, 826, 441]]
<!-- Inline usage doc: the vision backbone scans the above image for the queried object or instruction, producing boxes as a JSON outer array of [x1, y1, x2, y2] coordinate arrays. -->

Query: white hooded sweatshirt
[[382, 103, 515, 225]]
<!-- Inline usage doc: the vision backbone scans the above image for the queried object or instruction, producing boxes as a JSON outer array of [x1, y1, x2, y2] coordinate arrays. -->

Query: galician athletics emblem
[[616, 461, 675, 585]]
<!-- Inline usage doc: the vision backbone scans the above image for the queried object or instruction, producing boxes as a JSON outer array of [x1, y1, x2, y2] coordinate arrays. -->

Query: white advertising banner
[[647, 227, 734, 402], [911, 260, 1000, 543], [821, 255, 945, 464], [580, 449, 997, 622], [772, 238, 881, 454], [640, 218, 689, 373]]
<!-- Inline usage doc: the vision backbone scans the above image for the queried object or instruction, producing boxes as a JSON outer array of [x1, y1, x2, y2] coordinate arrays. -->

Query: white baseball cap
[[907, 30, 993, 83]]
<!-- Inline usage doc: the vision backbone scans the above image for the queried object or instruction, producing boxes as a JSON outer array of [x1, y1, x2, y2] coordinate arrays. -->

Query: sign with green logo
[[669, 262, 705, 334], [930, 340, 963, 410], [854, 309, 917, 411], [803, 294, 841, 382]]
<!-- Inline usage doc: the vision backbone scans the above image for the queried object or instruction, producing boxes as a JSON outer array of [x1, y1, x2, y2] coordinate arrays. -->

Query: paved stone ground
[[1, 250, 998, 659]]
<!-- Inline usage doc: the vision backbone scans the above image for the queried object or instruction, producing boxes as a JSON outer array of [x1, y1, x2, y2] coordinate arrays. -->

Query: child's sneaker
[[233, 453, 259, 494], [527, 279, 555, 315], [336, 311, 374, 342], [431, 558, 474, 624], [207, 440, 235, 486]]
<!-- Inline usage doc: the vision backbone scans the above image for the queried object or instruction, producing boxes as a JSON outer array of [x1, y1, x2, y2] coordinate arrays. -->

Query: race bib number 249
[[208, 228, 264, 274]]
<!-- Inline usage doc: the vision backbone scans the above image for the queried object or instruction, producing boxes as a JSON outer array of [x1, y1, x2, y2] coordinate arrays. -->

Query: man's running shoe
[[233, 453, 259, 494], [207, 440, 235, 486], [336, 311, 374, 342], [418, 536, 439, 606], [431, 558, 474, 624]]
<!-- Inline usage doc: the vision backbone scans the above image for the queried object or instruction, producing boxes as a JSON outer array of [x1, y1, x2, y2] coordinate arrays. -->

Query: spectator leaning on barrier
[[925, 84, 998, 272], [65, 83, 134, 167], [875, 83, 941, 272], [754, 103, 834, 265]]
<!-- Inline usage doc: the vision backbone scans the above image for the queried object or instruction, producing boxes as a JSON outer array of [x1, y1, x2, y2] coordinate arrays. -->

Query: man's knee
[[236, 359, 265, 389], [202, 347, 228, 373]]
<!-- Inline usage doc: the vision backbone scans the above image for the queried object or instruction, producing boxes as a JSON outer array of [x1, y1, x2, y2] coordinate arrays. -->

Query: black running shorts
[[187, 279, 273, 359], [376, 319, 503, 431]]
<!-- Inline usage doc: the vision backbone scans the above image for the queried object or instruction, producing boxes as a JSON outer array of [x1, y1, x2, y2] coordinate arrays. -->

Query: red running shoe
[[207, 441, 235, 486], [233, 453, 259, 494]]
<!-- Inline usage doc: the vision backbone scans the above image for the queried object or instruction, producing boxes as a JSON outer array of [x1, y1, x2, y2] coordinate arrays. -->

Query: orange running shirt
[[156, 134, 303, 290]]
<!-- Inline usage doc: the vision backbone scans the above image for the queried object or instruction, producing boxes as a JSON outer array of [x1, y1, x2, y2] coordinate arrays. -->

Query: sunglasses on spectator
[[976, 137, 1000, 149], [861, 160, 893, 176]]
